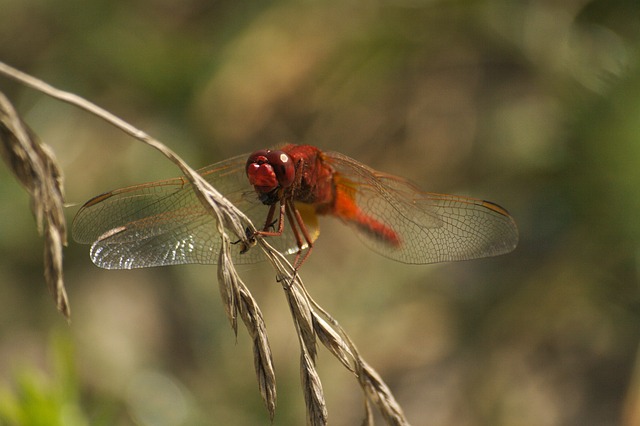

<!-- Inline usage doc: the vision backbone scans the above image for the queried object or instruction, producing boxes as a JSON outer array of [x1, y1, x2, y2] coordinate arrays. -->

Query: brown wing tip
[[82, 191, 115, 208], [482, 200, 513, 218], [483, 200, 519, 253]]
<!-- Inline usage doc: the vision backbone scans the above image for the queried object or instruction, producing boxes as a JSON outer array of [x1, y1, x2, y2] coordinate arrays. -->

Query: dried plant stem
[[0, 90, 69, 319], [0, 62, 252, 242], [218, 235, 277, 418], [258, 239, 411, 425], [0, 60, 411, 425]]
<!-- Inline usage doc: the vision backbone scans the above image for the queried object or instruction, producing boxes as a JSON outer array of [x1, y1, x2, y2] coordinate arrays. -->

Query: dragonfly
[[72, 144, 518, 269]]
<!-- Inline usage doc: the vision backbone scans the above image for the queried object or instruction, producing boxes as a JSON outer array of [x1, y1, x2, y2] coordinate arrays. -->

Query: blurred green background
[[1, 0, 640, 425]]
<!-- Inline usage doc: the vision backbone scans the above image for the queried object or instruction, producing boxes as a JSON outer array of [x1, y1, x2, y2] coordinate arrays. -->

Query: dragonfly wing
[[73, 154, 302, 269], [86, 210, 224, 269], [325, 151, 518, 264]]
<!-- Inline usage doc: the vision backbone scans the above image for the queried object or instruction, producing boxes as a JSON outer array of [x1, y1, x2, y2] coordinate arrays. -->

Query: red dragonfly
[[73, 144, 518, 269]]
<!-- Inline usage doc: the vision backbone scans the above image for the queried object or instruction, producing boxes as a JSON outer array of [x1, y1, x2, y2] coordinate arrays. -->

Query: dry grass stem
[[218, 234, 277, 417], [238, 282, 277, 420], [285, 277, 318, 361], [0, 61, 254, 249], [312, 314, 354, 372], [257, 238, 410, 424], [0, 91, 69, 319], [318, 301, 409, 425], [217, 235, 241, 334], [301, 349, 329, 426], [357, 360, 409, 426], [0, 60, 412, 425]]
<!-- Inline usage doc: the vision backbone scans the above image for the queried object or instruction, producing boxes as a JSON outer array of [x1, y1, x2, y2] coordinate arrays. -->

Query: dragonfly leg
[[285, 202, 304, 257], [263, 204, 277, 232], [255, 203, 286, 237], [240, 203, 284, 257], [262, 203, 279, 232], [287, 201, 314, 270], [234, 204, 277, 254]]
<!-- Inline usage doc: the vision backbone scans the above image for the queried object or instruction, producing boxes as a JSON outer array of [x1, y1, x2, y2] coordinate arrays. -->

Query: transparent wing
[[323, 151, 519, 264], [72, 154, 302, 269]]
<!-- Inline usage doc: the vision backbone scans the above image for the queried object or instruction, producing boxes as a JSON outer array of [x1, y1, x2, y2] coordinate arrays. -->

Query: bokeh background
[[1, 0, 639, 425]]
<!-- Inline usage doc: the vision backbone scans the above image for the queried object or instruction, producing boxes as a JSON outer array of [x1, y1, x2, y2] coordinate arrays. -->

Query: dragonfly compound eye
[[266, 150, 295, 188], [246, 150, 279, 191]]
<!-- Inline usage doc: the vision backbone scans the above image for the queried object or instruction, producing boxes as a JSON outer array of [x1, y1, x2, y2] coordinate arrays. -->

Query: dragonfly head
[[246, 149, 295, 195]]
